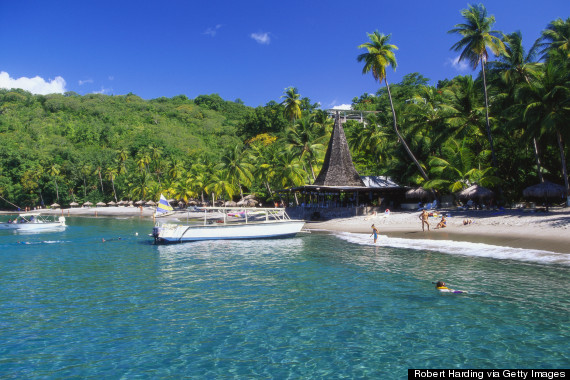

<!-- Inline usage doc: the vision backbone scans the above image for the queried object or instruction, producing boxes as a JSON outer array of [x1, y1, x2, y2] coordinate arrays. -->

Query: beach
[[2, 206, 570, 254], [306, 208, 570, 254]]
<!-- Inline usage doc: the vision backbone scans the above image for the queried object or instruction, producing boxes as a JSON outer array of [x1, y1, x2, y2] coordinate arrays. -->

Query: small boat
[[0, 213, 68, 231], [154, 194, 175, 218], [152, 207, 305, 244]]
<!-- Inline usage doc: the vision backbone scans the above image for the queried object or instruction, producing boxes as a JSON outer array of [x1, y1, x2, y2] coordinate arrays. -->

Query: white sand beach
[[2, 206, 570, 254], [306, 208, 570, 254]]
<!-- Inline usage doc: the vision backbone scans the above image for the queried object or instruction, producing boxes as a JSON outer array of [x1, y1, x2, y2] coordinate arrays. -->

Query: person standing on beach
[[370, 224, 380, 243], [419, 210, 430, 231]]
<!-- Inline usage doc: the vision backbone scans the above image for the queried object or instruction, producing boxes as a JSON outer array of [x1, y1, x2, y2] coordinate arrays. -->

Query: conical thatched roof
[[457, 184, 494, 201], [313, 113, 365, 187], [523, 181, 566, 199], [50, 203, 60, 208], [96, 202, 107, 207], [69, 202, 79, 207]]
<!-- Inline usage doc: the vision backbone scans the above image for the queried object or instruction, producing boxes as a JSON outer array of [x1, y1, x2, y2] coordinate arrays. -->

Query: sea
[[0, 217, 568, 379]]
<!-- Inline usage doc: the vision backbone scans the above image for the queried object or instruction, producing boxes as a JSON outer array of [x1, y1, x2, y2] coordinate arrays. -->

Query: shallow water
[[0, 217, 568, 378]]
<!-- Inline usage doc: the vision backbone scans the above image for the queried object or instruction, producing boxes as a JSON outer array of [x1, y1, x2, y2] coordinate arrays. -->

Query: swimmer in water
[[435, 281, 466, 294]]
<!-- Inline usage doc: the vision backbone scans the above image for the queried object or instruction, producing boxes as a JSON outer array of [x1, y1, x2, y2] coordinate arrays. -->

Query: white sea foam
[[334, 232, 570, 266]]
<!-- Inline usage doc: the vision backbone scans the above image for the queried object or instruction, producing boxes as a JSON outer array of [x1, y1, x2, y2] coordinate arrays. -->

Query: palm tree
[[49, 164, 61, 202], [448, 3, 506, 168], [106, 166, 119, 202], [357, 31, 429, 181], [280, 87, 302, 122], [491, 31, 543, 181], [424, 139, 500, 193], [206, 170, 236, 204], [286, 117, 325, 182], [534, 17, 570, 60], [520, 61, 570, 200], [217, 145, 254, 200]]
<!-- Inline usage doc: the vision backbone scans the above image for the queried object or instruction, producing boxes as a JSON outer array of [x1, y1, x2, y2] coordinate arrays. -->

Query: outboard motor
[[152, 226, 160, 244]]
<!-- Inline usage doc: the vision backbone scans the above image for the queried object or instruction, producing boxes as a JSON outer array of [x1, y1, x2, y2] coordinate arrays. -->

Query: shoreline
[[2, 206, 570, 255], [306, 208, 570, 255]]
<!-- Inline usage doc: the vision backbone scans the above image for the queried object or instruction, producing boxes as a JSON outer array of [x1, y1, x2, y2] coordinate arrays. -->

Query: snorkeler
[[435, 281, 467, 294]]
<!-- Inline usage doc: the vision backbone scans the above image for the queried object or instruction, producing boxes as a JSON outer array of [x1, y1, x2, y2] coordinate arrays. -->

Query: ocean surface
[[0, 217, 568, 379]]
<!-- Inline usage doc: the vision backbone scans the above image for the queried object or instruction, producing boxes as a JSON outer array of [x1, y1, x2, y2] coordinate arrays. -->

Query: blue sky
[[1, 1, 568, 108]]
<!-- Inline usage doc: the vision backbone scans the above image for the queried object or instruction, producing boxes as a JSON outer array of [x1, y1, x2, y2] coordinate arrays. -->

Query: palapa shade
[[83, 201, 93, 207], [134, 200, 144, 205], [522, 181, 565, 199], [457, 184, 494, 201], [50, 203, 60, 208], [69, 202, 79, 207], [96, 202, 107, 207], [145, 200, 156, 206], [224, 201, 237, 207], [405, 187, 434, 201], [107, 201, 116, 206]]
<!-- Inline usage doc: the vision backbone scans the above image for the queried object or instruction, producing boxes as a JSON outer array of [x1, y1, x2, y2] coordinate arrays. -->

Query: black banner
[[408, 369, 568, 380]]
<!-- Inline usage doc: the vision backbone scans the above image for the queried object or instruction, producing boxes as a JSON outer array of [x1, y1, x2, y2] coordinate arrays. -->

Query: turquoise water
[[0, 217, 568, 379]]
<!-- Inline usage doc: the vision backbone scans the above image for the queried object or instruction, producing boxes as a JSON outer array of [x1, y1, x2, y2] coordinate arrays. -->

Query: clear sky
[[1, 0, 568, 108]]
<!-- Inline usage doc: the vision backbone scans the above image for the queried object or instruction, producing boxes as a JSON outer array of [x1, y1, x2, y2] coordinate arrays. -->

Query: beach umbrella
[[224, 201, 237, 207], [107, 201, 116, 206], [50, 203, 60, 209], [245, 199, 258, 207], [83, 201, 93, 207], [96, 202, 107, 207], [117, 200, 125, 205], [69, 202, 79, 207], [522, 181, 565, 199], [405, 187, 434, 201], [145, 200, 156, 206], [135, 200, 144, 205], [523, 181, 566, 211], [457, 184, 494, 201], [128, 201, 134, 206]]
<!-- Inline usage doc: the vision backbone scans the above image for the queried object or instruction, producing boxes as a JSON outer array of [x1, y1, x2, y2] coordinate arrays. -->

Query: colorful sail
[[156, 194, 173, 214]]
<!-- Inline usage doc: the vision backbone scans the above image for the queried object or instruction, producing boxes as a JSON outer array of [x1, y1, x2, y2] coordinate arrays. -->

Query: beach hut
[[50, 203, 60, 209], [96, 202, 107, 207], [69, 202, 79, 208], [405, 187, 434, 201], [83, 201, 93, 207], [522, 181, 566, 211]]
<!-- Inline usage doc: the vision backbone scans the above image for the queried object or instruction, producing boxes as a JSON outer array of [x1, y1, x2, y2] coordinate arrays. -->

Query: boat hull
[[0, 223, 67, 231], [153, 220, 305, 243]]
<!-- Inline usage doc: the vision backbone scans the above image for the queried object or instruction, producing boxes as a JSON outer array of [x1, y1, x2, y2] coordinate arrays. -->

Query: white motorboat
[[0, 213, 68, 231], [152, 207, 305, 243]]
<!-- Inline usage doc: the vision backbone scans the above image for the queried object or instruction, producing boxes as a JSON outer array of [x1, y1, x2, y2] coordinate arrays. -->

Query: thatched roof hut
[[50, 203, 60, 209], [96, 202, 107, 207], [457, 185, 494, 201], [312, 112, 365, 187], [69, 202, 79, 207], [83, 201, 93, 207], [107, 201, 116, 206]]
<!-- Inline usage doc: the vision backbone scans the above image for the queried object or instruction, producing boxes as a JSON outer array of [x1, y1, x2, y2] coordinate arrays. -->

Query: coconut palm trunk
[[480, 59, 498, 168], [384, 78, 430, 181], [556, 131, 569, 201]]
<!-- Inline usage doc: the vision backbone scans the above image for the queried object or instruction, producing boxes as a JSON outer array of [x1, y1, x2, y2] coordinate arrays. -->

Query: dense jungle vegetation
[[0, 6, 568, 209]]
